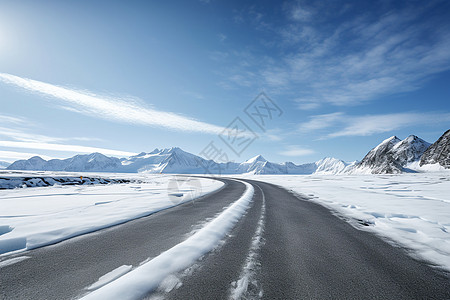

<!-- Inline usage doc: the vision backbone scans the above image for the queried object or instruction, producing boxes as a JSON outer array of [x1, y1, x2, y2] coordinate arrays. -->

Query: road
[[1, 177, 449, 299]]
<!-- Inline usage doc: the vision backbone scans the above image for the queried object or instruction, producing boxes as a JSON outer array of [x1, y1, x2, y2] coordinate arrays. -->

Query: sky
[[0, 0, 449, 164]]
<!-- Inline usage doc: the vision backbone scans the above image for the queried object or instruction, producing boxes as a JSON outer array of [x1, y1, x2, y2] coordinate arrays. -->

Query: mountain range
[[5, 130, 450, 175], [349, 135, 432, 174], [5, 148, 351, 175], [0, 161, 10, 169]]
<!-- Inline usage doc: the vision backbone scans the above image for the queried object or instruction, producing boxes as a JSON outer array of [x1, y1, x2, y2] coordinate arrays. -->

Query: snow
[[244, 155, 267, 164], [230, 185, 265, 300], [0, 255, 30, 268], [88, 265, 133, 290], [247, 173, 450, 271], [350, 135, 433, 174], [6, 148, 353, 175], [81, 180, 254, 300], [0, 172, 224, 256], [0, 161, 10, 169]]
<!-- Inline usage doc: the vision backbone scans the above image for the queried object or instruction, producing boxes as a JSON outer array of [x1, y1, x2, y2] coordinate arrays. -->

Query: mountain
[[315, 157, 350, 174], [7, 156, 48, 171], [6, 147, 348, 175], [352, 135, 431, 174], [0, 161, 11, 169], [8, 132, 443, 175], [7, 153, 122, 172], [121, 147, 227, 174], [420, 129, 450, 169]]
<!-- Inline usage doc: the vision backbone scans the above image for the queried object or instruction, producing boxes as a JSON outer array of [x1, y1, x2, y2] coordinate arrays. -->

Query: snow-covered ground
[[0, 172, 224, 256], [246, 173, 450, 271]]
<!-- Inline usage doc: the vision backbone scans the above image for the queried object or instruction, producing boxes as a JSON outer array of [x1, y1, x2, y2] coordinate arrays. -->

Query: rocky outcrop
[[420, 129, 450, 168]]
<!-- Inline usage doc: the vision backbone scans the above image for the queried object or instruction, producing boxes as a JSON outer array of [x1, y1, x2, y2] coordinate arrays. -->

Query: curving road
[[1, 177, 449, 299]]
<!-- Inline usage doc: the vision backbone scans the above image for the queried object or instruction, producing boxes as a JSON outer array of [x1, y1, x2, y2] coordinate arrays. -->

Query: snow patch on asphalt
[[88, 265, 133, 290], [0, 255, 30, 268], [81, 180, 254, 300], [230, 184, 266, 300]]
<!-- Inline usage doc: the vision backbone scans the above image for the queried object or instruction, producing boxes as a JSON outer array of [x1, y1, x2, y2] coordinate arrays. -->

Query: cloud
[[181, 91, 205, 100], [298, 111, 450, 138], [0, 73, 228, 135], [279, 4, 450, 107], [285, 2, 314, 22], [298, 112, 344, 132], [219, 2, 450, 109], [327, 112, 450, 138], [295, 99, 321, 110], [279, 145, 314, 156], [0, 126, 64, 143], [218, 33, 227, 42], [0, 150, 56, 162], [0, 114, 27, 125], [0, 141, 136, 157], [0, 116, 104, 144]]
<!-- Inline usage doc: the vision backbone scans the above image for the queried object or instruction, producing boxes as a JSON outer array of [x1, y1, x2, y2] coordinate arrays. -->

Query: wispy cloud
[[298, 112, 344, 132], [0, 114, 27, 125], [0, 114, 103, 144], [0, 141, 136, 157], [298, 111, 450, 138], [220, 2, 450, 109], [279, 4, 450, 108], [181, 91, 205, 100], [218, 33, 227, 42], [0, 150, 57, 162], [0, 126, 63, 143], [0, 73, 228, 135], [279, 145, 314, 157]]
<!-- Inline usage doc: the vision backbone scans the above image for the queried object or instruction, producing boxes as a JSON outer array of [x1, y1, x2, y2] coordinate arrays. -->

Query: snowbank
[[248, 173, 450, 271], [0, 172, 224, 256]]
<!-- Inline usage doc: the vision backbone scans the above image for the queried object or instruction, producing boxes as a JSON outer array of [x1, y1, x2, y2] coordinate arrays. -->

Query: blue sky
[[0, 0, 449, 164]]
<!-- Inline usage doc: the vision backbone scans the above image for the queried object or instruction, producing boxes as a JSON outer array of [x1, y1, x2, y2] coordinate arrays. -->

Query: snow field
[[0, 173, 224, 256], [248, 173, 450, 271]]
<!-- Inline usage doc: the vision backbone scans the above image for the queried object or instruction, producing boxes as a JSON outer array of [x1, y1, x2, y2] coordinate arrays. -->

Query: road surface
[[1, 177, 449, 299]]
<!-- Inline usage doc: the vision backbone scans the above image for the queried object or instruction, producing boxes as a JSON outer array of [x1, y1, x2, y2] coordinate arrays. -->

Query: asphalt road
[[160, 179, 450, 300], [0, 178, 245, 300], [1, 177, 449, 300]]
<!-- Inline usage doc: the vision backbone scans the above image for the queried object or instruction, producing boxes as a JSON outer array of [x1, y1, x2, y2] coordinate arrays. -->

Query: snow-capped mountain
[[392, 135, 431, 167], [0, 161, 10, 169], [7, 130, 447, 175], [351, 135, 431, 174], [315, 157, 351, 174], [6, 148, 349, 175], [120, 147, 209, 173], [420, 129, 450, 169], [7, 153, 122, 172], [7, 156, 49, 171]]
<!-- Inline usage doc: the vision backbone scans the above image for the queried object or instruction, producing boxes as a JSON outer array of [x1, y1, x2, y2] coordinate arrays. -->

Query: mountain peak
[[384, 135, 401, 144], [245, 155, 267, 164], [29, 156, 46, 161], [420, 129, 450, 168]]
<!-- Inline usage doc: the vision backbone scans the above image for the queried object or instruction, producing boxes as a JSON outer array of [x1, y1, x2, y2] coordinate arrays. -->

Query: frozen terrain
[[0, 172, 224, 256], [247, 173, 450, 271]]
